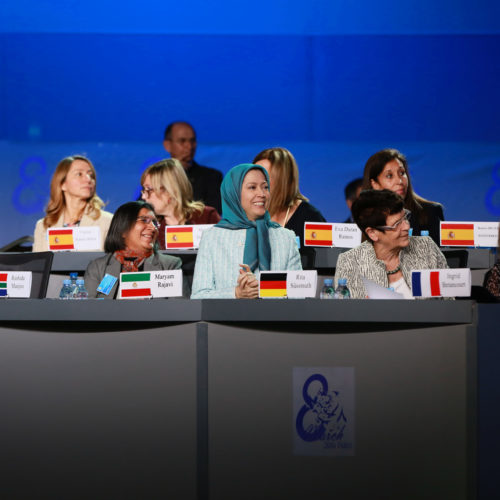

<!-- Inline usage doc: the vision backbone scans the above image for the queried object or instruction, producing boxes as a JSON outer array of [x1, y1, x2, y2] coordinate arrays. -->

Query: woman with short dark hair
[[84, 201, 183, 299], [362, 148, 444, 245], [335, 190, 448, 299]]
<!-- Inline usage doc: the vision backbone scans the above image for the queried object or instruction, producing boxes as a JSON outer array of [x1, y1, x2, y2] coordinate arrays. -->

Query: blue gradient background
[[1, 0, 499, 246]]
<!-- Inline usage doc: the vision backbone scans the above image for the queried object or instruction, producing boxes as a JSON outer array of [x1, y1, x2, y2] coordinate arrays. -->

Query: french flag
[[411, 270, 442, 297]]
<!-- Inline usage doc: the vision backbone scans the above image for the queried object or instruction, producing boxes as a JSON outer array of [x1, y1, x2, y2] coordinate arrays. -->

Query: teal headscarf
[[216, 163, 280, 272]]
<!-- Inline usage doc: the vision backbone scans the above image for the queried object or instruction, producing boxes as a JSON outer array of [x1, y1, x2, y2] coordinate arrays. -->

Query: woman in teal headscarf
[[191, 163, 302, 298]]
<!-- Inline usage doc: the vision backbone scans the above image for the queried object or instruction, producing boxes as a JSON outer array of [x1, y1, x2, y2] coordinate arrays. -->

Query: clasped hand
[[235, 264, 259, 299]]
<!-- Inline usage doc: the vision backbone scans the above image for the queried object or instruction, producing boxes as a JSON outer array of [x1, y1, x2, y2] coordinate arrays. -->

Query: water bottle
[[320, 278, 335, 299], [334, 278, 351, 299], [75, 279, 88, 299], [421, 230, 429, 237], [69, 272, 78, 298], [59, 279, 73, 299]]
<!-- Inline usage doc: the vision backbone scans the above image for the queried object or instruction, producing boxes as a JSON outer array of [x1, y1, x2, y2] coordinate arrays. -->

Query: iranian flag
[[119, 272, 152, 299]]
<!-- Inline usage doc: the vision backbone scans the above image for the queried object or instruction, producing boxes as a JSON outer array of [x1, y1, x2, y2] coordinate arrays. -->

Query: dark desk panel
[[0, 300, 478, 500]]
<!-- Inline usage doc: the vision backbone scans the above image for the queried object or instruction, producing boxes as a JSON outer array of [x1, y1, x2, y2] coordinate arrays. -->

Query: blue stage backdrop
[[0, 1, 499, 247]]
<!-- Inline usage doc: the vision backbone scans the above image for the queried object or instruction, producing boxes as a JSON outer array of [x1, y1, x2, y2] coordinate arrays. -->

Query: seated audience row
[[31, 147, 498, 300]]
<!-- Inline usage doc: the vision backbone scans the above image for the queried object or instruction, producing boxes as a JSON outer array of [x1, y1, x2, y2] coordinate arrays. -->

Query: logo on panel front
[[293, 367, 355, 456]]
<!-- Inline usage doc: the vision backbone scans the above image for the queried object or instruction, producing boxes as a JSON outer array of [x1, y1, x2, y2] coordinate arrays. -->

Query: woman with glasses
[[362, 148, 444, 245], [33, 155, 113, 251], [140, 159, 220, 249], [334, 190, 448, 299], [84, 201, 184, 299]]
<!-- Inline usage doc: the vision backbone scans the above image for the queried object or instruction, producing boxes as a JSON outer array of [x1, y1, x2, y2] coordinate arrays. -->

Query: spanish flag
[[0, 273, 7, 297], [48, 229, 75, 250], [440, 223, 475, 246], [259, 272, 287, 298], [166, 226, 194, 249], [304, 223, 333, 247]]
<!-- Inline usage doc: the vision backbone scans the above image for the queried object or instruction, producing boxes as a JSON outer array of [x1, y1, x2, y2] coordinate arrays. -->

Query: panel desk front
[[0, 299, 476, 500]]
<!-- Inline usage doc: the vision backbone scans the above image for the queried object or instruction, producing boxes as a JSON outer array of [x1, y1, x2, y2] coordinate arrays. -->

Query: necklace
[[386, 264, 401, 275]]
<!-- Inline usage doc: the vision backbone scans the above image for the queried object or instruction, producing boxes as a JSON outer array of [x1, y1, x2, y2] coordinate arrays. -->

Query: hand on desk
[[235, 264, 259, 299]]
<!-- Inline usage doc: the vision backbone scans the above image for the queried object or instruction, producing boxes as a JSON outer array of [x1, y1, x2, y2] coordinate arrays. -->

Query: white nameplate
[[0, 271, 32, 298], [411, 268, 471, 298], [165, 224, 214, 249], [118, 270, 183, 299], [47, 226, 101, 251], [287, 271, 318, 298], [259, 270, 317, 299], [440, 221, 499, 247], [332, 223, 362, 248], [475, 221, 499, 247], [304, 222, 361, 248]]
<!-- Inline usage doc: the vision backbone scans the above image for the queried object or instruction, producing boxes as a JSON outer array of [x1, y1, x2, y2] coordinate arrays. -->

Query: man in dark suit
[[343, 177, 363, 223], [163, 121, 223, 213]]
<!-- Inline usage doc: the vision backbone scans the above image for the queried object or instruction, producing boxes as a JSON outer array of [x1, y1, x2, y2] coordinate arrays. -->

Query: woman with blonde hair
[[141, 158, 220, 249], [253, 147, 325, 246], [33, 155, 113, 251]]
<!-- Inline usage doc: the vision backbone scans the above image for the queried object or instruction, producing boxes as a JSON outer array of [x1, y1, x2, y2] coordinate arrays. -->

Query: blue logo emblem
[[296, 373, 347, 445]]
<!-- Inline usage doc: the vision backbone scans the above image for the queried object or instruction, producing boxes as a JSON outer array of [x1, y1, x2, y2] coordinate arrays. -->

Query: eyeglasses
[[141, 187, 155, 198], [374, 209, 411, 231], [136, 216, 159, 229]]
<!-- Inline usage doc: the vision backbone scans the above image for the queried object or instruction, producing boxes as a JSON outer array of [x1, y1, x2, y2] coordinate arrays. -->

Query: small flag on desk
[[0, 273, 7, 297], [120, 273, 152, 299], [304, 223, 333, 247], [259, 272, 288, 298], [411, 271, 441, 297], [440, 223, 474, 246], [48, 229, 75, 250], [166, 226, 194, 249]]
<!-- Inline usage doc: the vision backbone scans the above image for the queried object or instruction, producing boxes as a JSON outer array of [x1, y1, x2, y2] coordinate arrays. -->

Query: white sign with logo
[[293, 366, 355, 456], [332, 223, 362, 248], [0, 271, 32, 298]]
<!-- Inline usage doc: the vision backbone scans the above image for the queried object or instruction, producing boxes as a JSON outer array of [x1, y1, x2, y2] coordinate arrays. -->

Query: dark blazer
[[286, 201, 326, 247], [186, 161, 223, 214], [409, 201, 444, 246], [84, 252, 187, 299]]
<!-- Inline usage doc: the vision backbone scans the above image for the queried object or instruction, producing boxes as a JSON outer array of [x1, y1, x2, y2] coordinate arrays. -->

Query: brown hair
[[362, 148, 439, 226], [141, 158, 205, 223], [43, 155, 104, 229], [252, 147, 308, 217]]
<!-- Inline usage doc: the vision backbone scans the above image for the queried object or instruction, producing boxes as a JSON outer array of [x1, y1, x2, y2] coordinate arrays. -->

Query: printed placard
[[149, 270, 183, 298], [440, 221, 499, 247], [331, 223, 362, 248], [0, 271, 32, 298], [165, 224, 214, 249], [304, 222, 361, 248], [47, 226, 101, 251], [475, 221, 499, 247], [286, 271, 317, 298], [118, 270, 183, 299], [411, 268, 471, 297], [259, 270, 317, 298], [293, 367, 355, 457]]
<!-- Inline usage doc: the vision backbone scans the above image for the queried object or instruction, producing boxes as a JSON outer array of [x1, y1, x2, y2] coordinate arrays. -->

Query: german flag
[[259, 272, 287, 298], [48, 229, 75, 250], [166, 226, 194, 249], [304, 223, 333, 247], [440, 223, 475, 246], [0, 273, 7, 297]]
